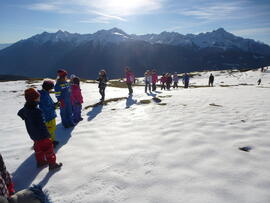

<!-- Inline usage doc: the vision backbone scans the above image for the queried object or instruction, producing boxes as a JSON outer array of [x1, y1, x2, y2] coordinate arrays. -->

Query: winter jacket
[[173, 75, 179, 82], [54, 80, 71, 104], [152, 73, 158, 84], [0, 154, 14, 198], [160, 76, 167, 83], [38, 90, 57, 122], [125, 72, 134, 84], [209, 75, 214, 83], [17, 102, 51, 141], [70, 84, 83, 105], [183, 74, 190, 83], [144, 75, 152, 83], [96, 75, 108, 88], [166, 76, 172, 84]]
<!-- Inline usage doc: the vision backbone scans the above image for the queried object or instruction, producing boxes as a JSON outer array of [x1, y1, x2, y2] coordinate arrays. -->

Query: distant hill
[[0, 43, 12, 50], [0, 28, 269, 79]]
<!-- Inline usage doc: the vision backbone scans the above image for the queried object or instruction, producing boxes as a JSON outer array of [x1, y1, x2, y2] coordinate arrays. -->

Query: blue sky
[[0, 0, 270, 44]]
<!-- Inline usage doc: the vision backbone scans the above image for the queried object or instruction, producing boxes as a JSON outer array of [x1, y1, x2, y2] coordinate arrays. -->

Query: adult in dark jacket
[[96, 70, 108, 101], [17, 88, 62, 170], [183, 73, 190, 88], [54, 69, 74, 128], [209, 73, 214, 87]]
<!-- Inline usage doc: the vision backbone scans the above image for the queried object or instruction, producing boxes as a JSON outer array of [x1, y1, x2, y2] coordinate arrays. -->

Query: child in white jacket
[[144, 70, 152, 93]]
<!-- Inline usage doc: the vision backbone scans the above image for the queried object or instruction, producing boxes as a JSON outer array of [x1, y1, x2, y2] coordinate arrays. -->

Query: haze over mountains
[[0, 28, 269, 79]]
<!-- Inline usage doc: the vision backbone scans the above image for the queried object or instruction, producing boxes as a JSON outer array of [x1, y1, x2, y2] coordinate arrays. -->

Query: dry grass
[[139, 99, 151, 104], [25, 78, 43, 84], [158, 103, 167, 106], [84, 97, 127, 109]]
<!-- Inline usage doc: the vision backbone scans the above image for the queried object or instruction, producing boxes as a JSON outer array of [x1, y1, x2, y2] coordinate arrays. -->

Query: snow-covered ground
[[1, 68, 270, 203]]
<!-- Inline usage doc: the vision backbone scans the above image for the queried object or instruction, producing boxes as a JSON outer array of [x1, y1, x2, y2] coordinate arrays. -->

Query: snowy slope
[[1, 68, 270, 203]]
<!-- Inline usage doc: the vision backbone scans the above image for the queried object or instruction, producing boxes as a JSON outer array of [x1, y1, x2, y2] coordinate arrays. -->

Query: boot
[[37, 162, 48, 168], [53, 140, 59, 147], [49, 162, 63, 171]]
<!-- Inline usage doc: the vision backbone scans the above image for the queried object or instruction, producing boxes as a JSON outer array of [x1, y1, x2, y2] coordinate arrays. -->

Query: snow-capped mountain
[[134, 28, 270, 55], [19, 27, 270, 55], [0, 43, 12, 50], [0, 27, 269, 78]]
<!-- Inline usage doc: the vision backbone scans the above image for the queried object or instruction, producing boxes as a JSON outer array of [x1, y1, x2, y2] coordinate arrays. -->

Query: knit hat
[[24, 88, 40, 102], [57, 69, 68, 77], [73, 77, 80, 85], [70, 74, 76, 80], [42, 80, 54, 91]]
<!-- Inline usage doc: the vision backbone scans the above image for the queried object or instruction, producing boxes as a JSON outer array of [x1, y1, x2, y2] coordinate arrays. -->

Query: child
[[96, 70, 108, 101], [173, 72, 179, 88], [54, 69, 75, 128], [39, 80, 59, 147], [183, 73, 190, 88], [125, 67, 135, 95], [209, 73, 214, 87], [166, 73, 172, 90], [144, 70, 152, 93], [151, 70, 158, 91], [0, 153, 14, 198], [18, 88, 62, 170], [71, 77, 83, 123], [160, 73, 167, 90]]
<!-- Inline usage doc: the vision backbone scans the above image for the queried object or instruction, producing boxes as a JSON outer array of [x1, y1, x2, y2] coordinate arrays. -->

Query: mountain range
[[0, 43, 12, 50], [0, 27, 269, 79]]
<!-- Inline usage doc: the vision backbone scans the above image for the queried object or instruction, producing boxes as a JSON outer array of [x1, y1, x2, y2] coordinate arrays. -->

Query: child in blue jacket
[[39, 80, 59, 147], [54, 69, 75, 128], [18, 88, 62, 170]]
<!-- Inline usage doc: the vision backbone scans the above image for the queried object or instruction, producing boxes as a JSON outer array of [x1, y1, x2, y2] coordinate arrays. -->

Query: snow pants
[[173, 82, 178, 88], [152, 83, 156, 91], [59, 100, 74, 128], [126, 83, 133, 94], [184, 81, 189, 88], [145, 82, 151, 93], [45, 119, 56, 141], [99, 87, 106, 101], [161, 82, 166, 90], [72, 104, 82, 123], [34, 138, 56, 166], [166, 82, 171, 90]]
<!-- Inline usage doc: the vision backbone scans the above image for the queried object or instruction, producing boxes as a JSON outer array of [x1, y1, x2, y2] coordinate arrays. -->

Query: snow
[[1, 68, 270, 203]]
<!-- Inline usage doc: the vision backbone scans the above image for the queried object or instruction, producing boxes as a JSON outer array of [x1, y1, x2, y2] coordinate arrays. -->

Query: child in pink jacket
[[71, 76, 83, 123]]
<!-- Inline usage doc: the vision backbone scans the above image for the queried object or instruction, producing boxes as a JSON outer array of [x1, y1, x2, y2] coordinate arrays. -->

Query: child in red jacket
[[71, 77, 83, 123]]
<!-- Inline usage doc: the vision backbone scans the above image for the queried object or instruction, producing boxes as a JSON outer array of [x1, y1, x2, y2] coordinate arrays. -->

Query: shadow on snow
[[12, 123, 74, 191]]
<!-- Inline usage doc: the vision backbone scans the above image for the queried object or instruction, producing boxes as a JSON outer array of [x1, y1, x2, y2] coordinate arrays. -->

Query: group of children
[[144, 71, 190, 92], [17, 69, 84, 172], [2, 67, 212, 200]]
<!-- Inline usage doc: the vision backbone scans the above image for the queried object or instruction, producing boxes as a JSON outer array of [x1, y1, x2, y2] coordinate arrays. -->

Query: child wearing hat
[[54, 69, 75, 128], [17, 88, 62, 170], [38, 80, 59, 147], [70, 77, 83, 123], [96, 70, 108, 102]]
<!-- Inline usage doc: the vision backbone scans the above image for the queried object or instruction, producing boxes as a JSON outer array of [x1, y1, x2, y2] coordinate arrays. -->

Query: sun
[[103, 0, 152, 16]]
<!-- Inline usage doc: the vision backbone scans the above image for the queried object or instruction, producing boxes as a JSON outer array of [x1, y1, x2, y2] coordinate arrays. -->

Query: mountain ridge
[[0, 27, 269, 79]]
